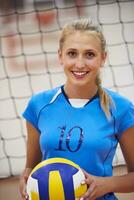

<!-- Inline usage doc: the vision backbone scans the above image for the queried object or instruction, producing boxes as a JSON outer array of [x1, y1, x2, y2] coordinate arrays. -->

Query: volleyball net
[[0, 0, 134, 178]]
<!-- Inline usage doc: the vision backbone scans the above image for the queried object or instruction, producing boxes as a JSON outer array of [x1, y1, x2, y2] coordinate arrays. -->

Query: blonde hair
[[59, 18, 115, 119]]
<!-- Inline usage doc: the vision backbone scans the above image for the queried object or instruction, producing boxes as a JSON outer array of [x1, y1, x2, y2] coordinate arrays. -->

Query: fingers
[[20, 188, 29, 200], [21, 194, 29, 200], [19, 169, 32, 200], [19, 188, 29, 200], [22, 187, 29, 200], [82, 169, 92, 179], [80, 180, 96, 200], [21, 185, 29, 200], [81, 169, 95, 187], [86, 181, 96, 198], [19, 177, 29, 200]]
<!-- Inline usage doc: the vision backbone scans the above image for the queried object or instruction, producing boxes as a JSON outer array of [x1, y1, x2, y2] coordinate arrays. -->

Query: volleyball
[[26, 157, 87, 200]]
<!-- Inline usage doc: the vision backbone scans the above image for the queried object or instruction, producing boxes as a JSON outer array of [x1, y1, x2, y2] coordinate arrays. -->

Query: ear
[[58, 49, 63, 65], [101, 52, 107, 67]]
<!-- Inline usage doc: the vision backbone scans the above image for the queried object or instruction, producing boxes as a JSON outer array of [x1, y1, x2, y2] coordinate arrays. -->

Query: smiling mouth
[[72, 71, 89, 79]]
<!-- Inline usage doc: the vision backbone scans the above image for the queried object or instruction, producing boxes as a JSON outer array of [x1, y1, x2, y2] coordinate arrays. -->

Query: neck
[[64, 83, 98, 99]]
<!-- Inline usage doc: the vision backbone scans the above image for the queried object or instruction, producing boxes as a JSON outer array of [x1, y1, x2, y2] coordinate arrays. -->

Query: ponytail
[[96, 75, 115, 119]]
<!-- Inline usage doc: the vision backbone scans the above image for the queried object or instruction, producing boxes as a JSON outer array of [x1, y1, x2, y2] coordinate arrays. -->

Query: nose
[[75, 56, 85, 69]]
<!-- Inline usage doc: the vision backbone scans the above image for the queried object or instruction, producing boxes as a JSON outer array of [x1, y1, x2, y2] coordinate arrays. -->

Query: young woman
[[19, 19, 134, 200]]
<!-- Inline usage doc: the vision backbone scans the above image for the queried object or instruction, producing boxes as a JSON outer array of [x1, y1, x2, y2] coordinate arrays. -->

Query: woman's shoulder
[[31, 86, 61, 102], [23, 86, 62, 119], [27, 86, 62, 112], [104, 88, 134, 112]]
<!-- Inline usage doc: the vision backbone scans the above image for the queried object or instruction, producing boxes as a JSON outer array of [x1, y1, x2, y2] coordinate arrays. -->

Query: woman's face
[[58, 31, 107, 88]]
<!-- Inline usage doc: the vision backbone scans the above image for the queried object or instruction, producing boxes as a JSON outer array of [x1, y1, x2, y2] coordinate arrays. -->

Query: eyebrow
[[66, 48, 98, 54], [66, 48, 96, 51], [66, 48, 77, 51]]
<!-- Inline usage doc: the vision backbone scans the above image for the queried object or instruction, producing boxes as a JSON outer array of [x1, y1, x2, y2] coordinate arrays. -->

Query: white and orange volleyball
[[26, 157, 87, 200]]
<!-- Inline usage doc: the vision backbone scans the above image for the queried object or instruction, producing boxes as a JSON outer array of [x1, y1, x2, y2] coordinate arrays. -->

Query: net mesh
[[0, 0, 134, 178]]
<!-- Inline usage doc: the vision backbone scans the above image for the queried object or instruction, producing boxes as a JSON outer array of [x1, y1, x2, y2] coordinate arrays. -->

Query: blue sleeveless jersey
[[23, 86, 134, 200]]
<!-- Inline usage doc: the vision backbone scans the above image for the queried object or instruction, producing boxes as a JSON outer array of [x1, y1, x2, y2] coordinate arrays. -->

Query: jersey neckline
[[61, 85, 99, 108]]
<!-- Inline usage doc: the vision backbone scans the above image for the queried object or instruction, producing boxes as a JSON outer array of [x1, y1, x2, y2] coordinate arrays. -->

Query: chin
[[71, 80, 90, 87]]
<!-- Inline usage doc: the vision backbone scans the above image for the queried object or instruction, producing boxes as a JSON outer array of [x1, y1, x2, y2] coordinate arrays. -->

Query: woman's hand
[[80, 170, 109, 200], [19, 168, 32, 200]]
